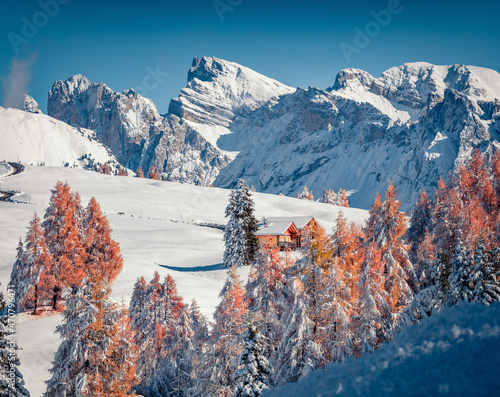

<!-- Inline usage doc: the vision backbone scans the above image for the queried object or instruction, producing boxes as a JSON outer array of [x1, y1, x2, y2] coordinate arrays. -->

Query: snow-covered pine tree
[[82, 197, 123, 284], [296, 185, 313, 201], [444, 239, 473, 307], [232, 322, 272, 397], [104, 302, 138, 396], [274, 279, 324, 386], [407, 191, 433, 263], [9, 240, 25, 312], [223, 179, 259, 267], [159, 304, 195, 397], [471, 240, 500, 305], [131, 272, 184, 395], [0, 286, 30, 396], [245, 245, 290, 363], [320, 257, 353, 363], [190, 299, 209, 352], [129, 276, 147, 330], [365, 182, 416, 313], [44, 268, 122, 396], [197, 267, 247, 397], [302, 220, 332, 342], [415, 231, 437, 290], [432, 177, 462, 255], [9, 213, 54, 315], [354, 243, 393, 356]]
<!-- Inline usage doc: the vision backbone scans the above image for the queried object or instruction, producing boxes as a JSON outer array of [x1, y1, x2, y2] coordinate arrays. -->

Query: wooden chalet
[[256, 216, 316, 250]]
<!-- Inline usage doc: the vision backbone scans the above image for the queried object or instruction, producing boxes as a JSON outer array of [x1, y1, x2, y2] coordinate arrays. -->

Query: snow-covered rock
[[214, 63, 500, 209], [0, 107, 120, 169], [47, 74, 164, 171], [23, 94, 42, 114], [169, 56, 295, 145], [264, 302, 500, 397]]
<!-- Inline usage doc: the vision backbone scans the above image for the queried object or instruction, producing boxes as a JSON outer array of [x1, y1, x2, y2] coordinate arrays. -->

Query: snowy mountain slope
[[0, 107, 120, 168], [214, 63, 500, 209], [0, 166, 368, 396], [264, 302, 500, 397]]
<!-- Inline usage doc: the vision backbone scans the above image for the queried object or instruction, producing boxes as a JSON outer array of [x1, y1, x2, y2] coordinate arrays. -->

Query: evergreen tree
[[189, 299, 209, 352], [223, 179, 259, 267], [10, 213, 54, 315], [444, 239, 473, 307], [274, 279, 323, 386], [129, 276, 147, 330], [365, 182, 416, 312], [232, 323, 272, 397], [354, 243, 392, 356], [197, 267, 247, 397], [44, 268, 122, 396], [0, 287, 30, 396], [296, 186, 313, 201], [161, 304, 196, 397], [471, 241, 500, 305], [246, 245, 290, 362], [415, 231, 437, 290], [407, 191, 433, 262]]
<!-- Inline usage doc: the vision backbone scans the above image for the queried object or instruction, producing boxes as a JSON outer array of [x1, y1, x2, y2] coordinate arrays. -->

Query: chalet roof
[[261, 216, 314, 230], [256, 220, 298, 236]]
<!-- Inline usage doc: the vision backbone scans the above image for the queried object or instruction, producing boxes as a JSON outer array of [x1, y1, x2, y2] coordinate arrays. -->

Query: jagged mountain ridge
[[47, 57, 293, 185], [214, 62, 500, 209], [46, 58, 500, 209]]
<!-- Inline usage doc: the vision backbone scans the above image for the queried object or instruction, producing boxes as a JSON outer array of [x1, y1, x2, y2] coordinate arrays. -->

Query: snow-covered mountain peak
[[169, 56, 295, 127], [23, 94, 42, 114], [48, 75, 163, 170]]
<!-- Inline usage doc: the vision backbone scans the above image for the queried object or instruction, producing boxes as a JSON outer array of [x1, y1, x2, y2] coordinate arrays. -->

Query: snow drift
[[264, 302, 500, 397]]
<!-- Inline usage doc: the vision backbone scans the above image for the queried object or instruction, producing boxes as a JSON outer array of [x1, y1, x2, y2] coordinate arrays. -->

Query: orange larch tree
[[42, 181, 85, 310], [83, 197, 123, 285]]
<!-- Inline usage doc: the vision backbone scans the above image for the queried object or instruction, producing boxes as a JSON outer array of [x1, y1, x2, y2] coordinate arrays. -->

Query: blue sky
[[0, 0, 499, 113]]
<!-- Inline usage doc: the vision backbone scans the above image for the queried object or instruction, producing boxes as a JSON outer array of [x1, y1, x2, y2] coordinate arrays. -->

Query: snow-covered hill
[[215, 63, 500, 209], [0, 107, 120, 169], [264, 302, 500, 397], [0, 166, 368, 396]]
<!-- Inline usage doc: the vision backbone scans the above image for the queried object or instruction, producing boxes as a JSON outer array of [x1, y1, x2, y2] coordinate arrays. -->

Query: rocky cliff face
[[47, 57, 293, 184], [48, 75, 163, 171], [214, 63, 500, 210], [46, 59, 500, 209]]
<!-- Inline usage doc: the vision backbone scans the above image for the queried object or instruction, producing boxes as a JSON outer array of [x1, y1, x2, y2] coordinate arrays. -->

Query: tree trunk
[[32, 285, 38, 315]]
